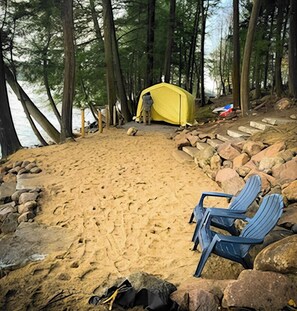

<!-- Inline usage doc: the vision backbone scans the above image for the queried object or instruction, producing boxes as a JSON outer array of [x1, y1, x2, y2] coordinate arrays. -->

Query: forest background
[[0, 0, 297, 158]]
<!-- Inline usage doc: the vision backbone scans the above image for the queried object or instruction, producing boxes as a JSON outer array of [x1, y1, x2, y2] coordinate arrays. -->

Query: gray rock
[[11, 189, 29, 203], [18, 168, 29, 175], [0, 182, 16, 204], [25, 162, 37, 171], [292, 224, 297, 233], [1, 212, 19, 234], [0, 202, 17, 222], [222, 270, 297, 311], [18, 201, 37, 214], [128, 271, 176, 297], [30, 167, 42, 174], [222, 160, 233, 168], [254, 235, 297, 274], [19, 192, 39, 205], [278, 203, 297, 229], [17, 211, 35, 223], [21, 161, 31, 168]]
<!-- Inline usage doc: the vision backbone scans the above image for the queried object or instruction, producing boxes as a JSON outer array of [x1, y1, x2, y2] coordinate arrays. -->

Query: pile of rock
[[170, 124, 297, 311], [0, 160, 42, 235]]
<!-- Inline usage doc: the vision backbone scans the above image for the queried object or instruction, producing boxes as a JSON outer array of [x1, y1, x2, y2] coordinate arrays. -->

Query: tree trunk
[[102, 0, 116, 122], [240, 0, 262, 116], [289, 0, 297, 98], [200, 0, 209, 106], [5, 65, 61, 144], [219, 27, 226, 96], [146, 0, 156, 87], [185, 0, 200, 93], [233, 0, 240, 108], [0, 32, 22, 157], [275, 0, 285, 97], [163, 0, 176, 83], [61, 0, 75, 142]]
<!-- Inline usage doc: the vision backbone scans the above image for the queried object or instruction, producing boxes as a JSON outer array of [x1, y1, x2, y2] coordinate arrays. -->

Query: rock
[[174, 133, 191, 149], [251, 141, 286, 164], [30, 167, 42, 174], [171, 278, 230, 311], [278, 203, 297, 229], [237, 166, 251, 177], [0, 202, 17, 222], [254, 235, 297, 274], [258, 156, 284, 173], [215, 169, 245, 195], [127, 272, 176, 307], [13, 161, 23, 168], [0, 212, 19, 233], [19, 192, 39, 205], [18, 168, 29, 175], [17, 211, 35, 223], [0, 182, 16, 204], [275, 97, 292, 110], [172, 150, 193, 164], [187, 134, 199, 147], [272, 157, 297, 184], [222, 270, 297, 311], [11, 189, 29, 203], [233, 153, 249, 170], [246, 170, 277, 195], [210, 154, 221, 171], [242, 141, 265, 157], [222, 160, 233, 168], [21, 161, 31, 168], [282, 181, 297, 202], [217, 142, 241, 161], [25, 162, 37, 171], [18, 201, 37, 214], [290, 114, 297, 120], [278, 149, 295, 162], [126, 127, 138, 136]]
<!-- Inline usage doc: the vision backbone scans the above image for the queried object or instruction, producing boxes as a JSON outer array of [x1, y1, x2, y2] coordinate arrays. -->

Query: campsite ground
[[0, 97, 296, 310]]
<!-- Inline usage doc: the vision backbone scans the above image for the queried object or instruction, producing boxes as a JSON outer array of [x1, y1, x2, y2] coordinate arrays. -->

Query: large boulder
[[222, 270, 297, 310], [215, 168, 245, 195], [272, 157, 297, 184], [242, 141, 266, 157], [233, 153, 250, 171], [217, 142, 241, 161], [251, 141, 286, 164], [171, 278, 231, 311], [278, 203, 297, 229], [282, 180, 297, 202], [254, 235, 297, 274]]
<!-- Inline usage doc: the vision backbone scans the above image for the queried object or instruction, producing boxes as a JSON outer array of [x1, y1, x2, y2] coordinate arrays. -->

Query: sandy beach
[[0, 124, 243, 310]]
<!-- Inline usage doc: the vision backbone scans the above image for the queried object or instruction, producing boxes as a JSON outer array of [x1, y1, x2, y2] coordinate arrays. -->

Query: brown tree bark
[[163, 0, 176, 83], [146, 0, 156, 87], [232, 0, 240, 108], [61, 0, 75, 142], [289, 0, 297, 98], [240, 0, 262, 116], [0, 31, 22, 157]]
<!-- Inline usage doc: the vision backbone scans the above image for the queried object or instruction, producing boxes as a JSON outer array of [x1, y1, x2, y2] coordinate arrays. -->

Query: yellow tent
[[135, 82, 195, 126]]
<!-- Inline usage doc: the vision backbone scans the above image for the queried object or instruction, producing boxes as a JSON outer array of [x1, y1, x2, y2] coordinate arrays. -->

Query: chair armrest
[[216, 233, 263, 244], [206, 208, 248, 219], [198, 192, 233, 208]]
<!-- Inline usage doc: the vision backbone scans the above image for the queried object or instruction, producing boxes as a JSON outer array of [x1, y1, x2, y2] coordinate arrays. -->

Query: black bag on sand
[[88, 279, 178, 311]]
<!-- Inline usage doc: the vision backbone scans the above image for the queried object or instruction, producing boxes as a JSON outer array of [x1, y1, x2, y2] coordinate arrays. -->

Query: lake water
[[1, 84, 95, 157]]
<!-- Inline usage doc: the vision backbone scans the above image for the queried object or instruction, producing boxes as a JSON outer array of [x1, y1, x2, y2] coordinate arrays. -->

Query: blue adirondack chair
[[193, 194, 284, 277], [190, 174, 262, 245]]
